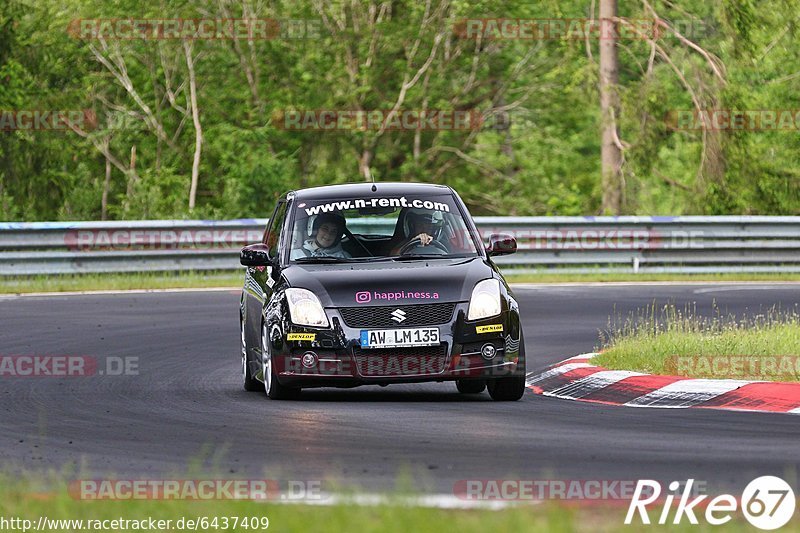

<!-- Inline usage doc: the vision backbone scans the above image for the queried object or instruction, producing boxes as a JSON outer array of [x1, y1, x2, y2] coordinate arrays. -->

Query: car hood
[[282, 257, 493, 307]]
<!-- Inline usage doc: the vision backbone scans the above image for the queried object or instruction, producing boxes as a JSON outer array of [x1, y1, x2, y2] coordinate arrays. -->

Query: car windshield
[[288, 193, 480, 262]]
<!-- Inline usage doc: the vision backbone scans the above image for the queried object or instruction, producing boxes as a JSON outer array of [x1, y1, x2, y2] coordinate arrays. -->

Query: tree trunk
[[184, 41, 202, 212], [599, 0, 623, 214], [359, 148, 373, 181], [126, 144, 137, 203], [101, 154, 111, 220]]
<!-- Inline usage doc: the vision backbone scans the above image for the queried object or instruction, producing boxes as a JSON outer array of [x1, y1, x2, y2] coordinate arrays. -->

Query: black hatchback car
[[239, 182, 526, 400]]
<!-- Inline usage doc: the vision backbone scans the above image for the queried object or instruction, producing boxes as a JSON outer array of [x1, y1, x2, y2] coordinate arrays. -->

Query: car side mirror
[[486, 233, 517, 256], [240, 243, 273, 266]]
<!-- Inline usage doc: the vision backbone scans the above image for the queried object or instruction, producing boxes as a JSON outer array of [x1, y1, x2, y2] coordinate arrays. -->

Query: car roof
[[289, 182, 452, 201]]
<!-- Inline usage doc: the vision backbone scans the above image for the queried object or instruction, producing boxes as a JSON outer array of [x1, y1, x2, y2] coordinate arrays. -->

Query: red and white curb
[[526, 353, 800, 415]]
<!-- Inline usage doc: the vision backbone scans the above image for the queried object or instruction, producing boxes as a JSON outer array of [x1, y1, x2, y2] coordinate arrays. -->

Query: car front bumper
[[267, 302, 523, 387]]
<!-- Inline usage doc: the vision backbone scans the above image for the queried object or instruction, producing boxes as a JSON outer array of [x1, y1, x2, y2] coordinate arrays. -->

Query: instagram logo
[[354, 291, 371, 304]]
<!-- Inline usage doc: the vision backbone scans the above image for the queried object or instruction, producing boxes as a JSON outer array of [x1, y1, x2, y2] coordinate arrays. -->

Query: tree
[[599, 0, 623, 214]]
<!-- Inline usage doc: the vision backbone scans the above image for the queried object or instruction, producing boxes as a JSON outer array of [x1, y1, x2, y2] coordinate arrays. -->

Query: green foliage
[[123, 167, 191, 219], [1, 0, 799, 220], [207, 124, 298, 218]]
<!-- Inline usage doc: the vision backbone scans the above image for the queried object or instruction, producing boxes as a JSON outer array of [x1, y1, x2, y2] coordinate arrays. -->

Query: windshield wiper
[[391, 254, 452, 261], [294, 256, 356, 263], [391, 253, 476, 261]]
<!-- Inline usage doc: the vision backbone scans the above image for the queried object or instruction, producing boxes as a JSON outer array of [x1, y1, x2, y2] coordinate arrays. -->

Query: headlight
[[286, 288, 329, 327], [467, 279, 501, 320]]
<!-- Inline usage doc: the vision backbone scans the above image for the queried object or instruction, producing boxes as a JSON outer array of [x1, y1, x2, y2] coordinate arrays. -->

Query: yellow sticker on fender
[[476, 324, 503, 334], [287, 333, 316, 341]]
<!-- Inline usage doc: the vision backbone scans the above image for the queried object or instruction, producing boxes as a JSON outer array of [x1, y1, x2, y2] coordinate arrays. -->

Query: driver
[[390, 209, 444, 255], [291, 211, 352, 259]]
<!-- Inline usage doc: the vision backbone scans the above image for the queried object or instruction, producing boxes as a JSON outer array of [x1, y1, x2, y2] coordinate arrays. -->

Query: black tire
[[487, 330, 527, 401], [456, 379, 486, 394], [262, 323, 301, 400], [487, 376, 526, 401], [241, 320, 263, 392]]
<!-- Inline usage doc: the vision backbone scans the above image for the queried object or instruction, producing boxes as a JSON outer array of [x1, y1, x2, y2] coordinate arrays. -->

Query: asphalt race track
[[1, 284, 799, 495]]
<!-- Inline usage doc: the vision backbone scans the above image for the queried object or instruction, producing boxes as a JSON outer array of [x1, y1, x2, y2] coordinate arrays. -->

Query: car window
[[289, 193, 479, 261], [263, 200, 288, 257]]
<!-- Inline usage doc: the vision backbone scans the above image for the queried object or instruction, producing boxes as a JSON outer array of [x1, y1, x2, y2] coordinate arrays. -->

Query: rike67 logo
[[626, 477, 796, 530]]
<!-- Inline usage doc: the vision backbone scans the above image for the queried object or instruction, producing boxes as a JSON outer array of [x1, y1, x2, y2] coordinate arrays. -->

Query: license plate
[[359, 328, 440, 349]]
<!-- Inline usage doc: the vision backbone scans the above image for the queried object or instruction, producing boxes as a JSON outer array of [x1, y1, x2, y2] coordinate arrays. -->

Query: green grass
[[2, 271, 800, 294], [0, 474, 794, 533], [595, 304, 800, 381], [0, 272, 242, 294]]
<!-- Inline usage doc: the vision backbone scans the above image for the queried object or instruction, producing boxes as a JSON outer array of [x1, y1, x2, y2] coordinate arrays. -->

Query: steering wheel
[[398, 237, 449, 255]]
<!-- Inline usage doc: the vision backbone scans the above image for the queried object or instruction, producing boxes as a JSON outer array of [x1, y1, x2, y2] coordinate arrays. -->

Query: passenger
[[291, 212, 352, 259]]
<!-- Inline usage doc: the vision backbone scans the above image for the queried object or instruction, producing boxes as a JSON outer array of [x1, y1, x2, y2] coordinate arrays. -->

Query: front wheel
[[262, 323, 301, 400], [487, 376, 526, 401], [456, 379, 486, 394], [242, 320, 262, 392], [487, 330, 527, 401]]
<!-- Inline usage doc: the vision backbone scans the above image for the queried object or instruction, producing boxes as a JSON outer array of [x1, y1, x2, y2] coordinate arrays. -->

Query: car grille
[[339, 303, 456, 328], [353, 345, 448, 376]]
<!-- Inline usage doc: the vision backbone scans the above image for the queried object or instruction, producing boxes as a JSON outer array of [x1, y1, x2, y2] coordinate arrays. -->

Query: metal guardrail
[[1, 216, 799, 275]]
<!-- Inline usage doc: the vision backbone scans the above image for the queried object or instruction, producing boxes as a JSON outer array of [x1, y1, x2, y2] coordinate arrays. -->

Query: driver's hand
[[417, 233, 433, 246]]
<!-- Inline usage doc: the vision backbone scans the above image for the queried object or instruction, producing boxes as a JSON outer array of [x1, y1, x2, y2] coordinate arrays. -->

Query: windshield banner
[[299, 197, 451, 216]]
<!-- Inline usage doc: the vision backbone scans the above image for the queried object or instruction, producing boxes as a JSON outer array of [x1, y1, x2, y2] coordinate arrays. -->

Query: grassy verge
[[0, 272, 242, 294], [0, 476, 792, 533], [595, 305, 800, 381], [2, 271, 800, 294]]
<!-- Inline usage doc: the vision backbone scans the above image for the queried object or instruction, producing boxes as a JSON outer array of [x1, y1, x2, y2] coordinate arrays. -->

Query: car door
[[244, 197, 289, 357]]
